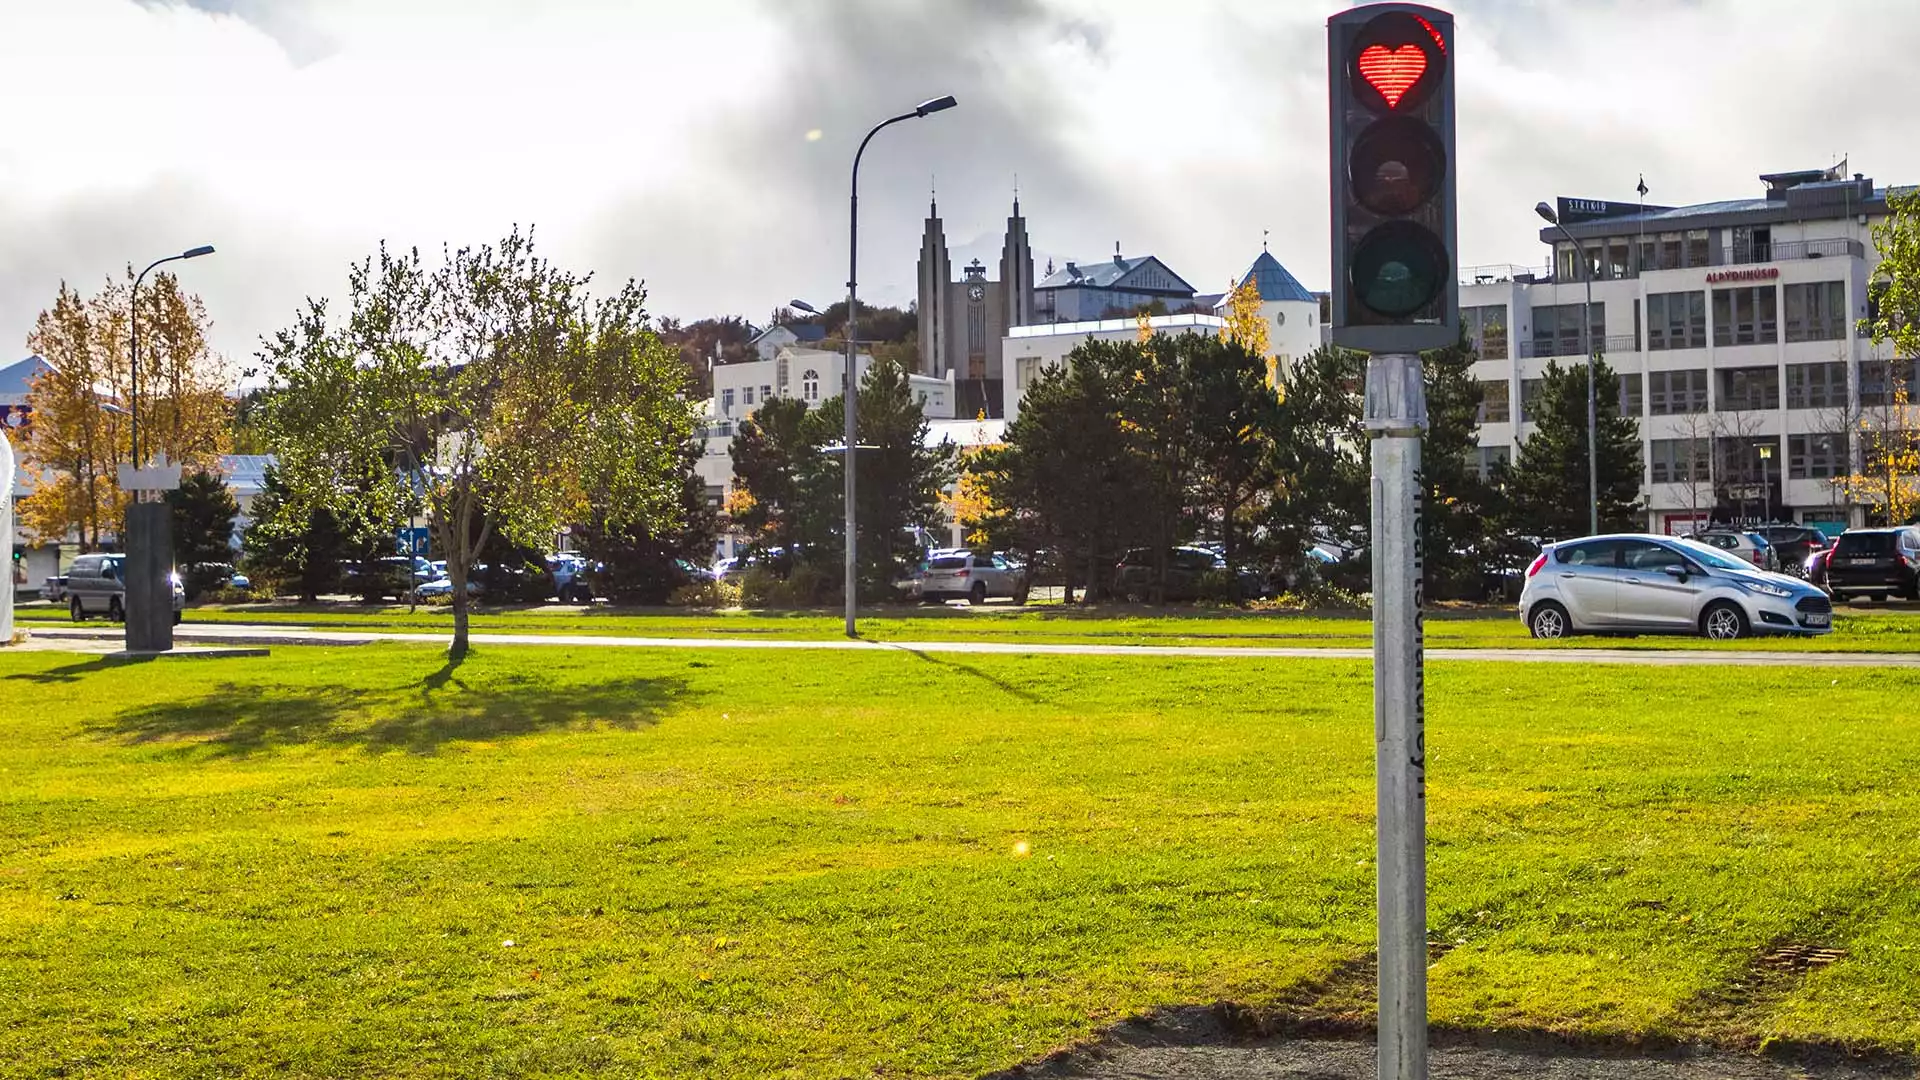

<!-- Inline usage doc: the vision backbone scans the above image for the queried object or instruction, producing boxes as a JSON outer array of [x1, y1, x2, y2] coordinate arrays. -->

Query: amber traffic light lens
[[1350, 220, 1449, 319], [1349, 116, 1446, 216]]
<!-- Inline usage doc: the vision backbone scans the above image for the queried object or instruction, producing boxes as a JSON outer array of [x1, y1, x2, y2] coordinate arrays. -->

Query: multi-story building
[[1462, 167, 1912, 534], [917, 197, 1036, 419]]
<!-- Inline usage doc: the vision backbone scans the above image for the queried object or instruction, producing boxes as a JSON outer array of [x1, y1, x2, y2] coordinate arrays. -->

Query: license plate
[[1804, 613, 1831, 627]]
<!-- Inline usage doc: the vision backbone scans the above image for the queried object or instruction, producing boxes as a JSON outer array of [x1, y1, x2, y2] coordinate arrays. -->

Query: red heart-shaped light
[[1358, 43, 1427, 109]]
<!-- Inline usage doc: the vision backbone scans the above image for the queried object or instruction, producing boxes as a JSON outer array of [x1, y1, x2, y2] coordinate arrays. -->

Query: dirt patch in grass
[[984, 1004, 1917, 1079]]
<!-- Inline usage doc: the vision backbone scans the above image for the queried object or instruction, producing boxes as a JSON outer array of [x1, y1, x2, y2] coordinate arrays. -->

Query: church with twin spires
[[916, 196, 1036, 420]]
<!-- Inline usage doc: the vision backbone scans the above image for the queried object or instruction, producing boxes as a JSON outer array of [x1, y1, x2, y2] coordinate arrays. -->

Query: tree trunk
[[449, 562, 471, 660]]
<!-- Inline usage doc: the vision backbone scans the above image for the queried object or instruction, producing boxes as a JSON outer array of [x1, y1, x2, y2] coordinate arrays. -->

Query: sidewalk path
[[25, 624, 1920, 668]]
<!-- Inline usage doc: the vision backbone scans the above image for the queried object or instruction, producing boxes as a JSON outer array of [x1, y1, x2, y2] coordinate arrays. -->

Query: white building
[[1461, 167, 1910, 534], [999, 250, 1322, 424], [695, 345, 956, 558]]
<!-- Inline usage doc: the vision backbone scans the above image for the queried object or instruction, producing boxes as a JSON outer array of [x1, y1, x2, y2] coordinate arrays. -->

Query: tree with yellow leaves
[[1843, 374, 1920, 525], [18, 273, 232, 549], [1221, 275, 1269, 362], [1855, 188, 1920, 525]]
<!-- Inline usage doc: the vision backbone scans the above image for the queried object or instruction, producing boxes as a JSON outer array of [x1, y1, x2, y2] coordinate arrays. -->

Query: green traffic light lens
[[1350, 116, 1446, 216], [1351, 221, 1448, 318]]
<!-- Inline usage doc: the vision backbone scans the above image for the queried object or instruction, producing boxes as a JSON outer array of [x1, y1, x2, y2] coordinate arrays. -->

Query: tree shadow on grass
[[891, 646, 1046, 705], [96, 661, 694, 757], [4, 656, 145, 684]]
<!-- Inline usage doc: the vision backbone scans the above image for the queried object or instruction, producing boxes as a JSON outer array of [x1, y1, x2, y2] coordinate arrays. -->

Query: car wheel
[[1872, 593, 1889, 603], [1700, 601, 1749, 641], [172, 611, 182, 626], [69, 597, 85, 622], [969, 581, 988, 606], [108, 597, 124, 623], [1527, 602, 1570, 640]]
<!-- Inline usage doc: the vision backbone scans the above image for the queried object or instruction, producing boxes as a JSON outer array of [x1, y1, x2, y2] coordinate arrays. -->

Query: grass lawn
[[16, 599, 1920, 652], [2, 645, 1918, 1078]]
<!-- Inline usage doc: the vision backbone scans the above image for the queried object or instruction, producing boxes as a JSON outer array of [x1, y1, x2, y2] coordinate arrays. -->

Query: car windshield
[[928, 556, 968, 570], [1670, 538, 1752, 571]]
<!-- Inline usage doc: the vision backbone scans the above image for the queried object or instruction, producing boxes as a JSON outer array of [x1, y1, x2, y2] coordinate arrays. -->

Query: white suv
[[1520, 533, 1831, 640], [917, 551, 1025, 605]]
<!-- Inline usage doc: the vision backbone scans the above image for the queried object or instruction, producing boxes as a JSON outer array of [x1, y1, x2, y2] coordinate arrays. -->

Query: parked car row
[[62, 553, 185, 625]]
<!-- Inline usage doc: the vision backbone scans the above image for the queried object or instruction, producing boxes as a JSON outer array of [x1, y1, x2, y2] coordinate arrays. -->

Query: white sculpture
[[0, 427, 14, 644]]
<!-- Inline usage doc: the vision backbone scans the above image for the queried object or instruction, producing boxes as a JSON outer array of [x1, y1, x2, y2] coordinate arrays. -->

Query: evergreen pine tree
[[1503, 357, 1643, 539]]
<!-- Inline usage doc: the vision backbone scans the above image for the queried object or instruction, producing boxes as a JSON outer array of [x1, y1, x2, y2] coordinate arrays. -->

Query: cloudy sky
[[4, 0, 1917, 369]]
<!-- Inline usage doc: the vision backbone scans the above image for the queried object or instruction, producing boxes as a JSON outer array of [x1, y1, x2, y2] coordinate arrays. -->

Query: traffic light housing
[[1329, 3, 1456, 353]]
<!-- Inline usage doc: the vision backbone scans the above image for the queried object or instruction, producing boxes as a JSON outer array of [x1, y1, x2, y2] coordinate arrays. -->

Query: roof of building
[[924, 417, 1005, 450], [1551, 172, 1914, 240], [0, 355, 52, 399], [1007, 313, 1225, 339], [1035, 254, 1194, 295], [1216, 251, 1316, 306], [749, 322, 826, 346], [219, 454, 275, 494]]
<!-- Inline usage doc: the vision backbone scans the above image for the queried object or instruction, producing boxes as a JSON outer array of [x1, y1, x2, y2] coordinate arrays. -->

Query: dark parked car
[[1114, 546, 1255, 602], [1758, 525, 1830, 573], [341, 556, 428, 601], [1824, 527, 1920, 603]]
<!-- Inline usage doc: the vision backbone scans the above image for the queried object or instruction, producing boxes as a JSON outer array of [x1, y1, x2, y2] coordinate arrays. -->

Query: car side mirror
[[1662, 564, 1689, 581]]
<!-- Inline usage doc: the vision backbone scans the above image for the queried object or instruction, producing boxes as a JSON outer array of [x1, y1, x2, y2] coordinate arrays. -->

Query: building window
[[1013, 356, 1047, 393], [1716, 436, 1780, 486], [713, 420, 733, 438], [1531, 302, 1603, 358], [1463, 305, 1508, 360], [776, 355, 789, 395], [1860, 360, 1918, 407], [721, 388, 735, 414], [1474, 445, 1510, 480], [1686, 230, 1710, 268], [742, 385, 754, 406], [1717, 366, 1780, 411], [1606, 238, 1631, 280], [1647, 292, 1707, 351], [1657, 233, 1684, 272], [1478, 379, 1510, 423], [1783, 282, 1847, 342], [1786, 362, 1848, 410], [761, 384, 773, 404], [1648, 438, 1711, 484], [1789, 433, 1847, 479], [1712, 285, 1778, 347], [802, 370, 820, 402], [1648, 369, 1709, 415], [1617, 372, 1644, 416], [1519, 378, 1545, 422]]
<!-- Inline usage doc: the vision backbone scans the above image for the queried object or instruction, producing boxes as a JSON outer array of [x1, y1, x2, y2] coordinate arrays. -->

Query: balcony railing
[[1725, 238, 1864, 266], [1515, 334, 1641, 359]]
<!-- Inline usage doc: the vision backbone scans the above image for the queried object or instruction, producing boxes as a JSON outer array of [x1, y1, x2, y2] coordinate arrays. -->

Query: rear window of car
[[1836, 532, 1895, 555], [928, 556, 968, 570]]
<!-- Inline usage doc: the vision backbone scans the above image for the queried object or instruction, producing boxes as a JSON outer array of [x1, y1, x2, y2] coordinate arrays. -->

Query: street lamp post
[[131, 245, 215, 468], [124, 244, 215, 654], [840, 95, 956, 638], [1758, 443, 1774, 526], [1535, 203, 1598, 537]]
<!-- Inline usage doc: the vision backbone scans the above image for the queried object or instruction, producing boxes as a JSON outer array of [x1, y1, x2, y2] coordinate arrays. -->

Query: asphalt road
[[24, 623, 1920, 667]]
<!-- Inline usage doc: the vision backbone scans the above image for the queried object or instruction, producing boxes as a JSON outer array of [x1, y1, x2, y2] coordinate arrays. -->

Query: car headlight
[[1742, 580, 1792, 598]]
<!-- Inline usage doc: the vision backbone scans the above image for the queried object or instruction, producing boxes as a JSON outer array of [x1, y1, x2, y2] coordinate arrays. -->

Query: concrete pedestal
[[124, 500, 174, 653]]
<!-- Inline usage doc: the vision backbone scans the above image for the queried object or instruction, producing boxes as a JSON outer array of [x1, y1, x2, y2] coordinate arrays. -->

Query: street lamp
[[1535, 202, 1598, 537], [131, 245, 215, 467], [124, 243, 215, 655], [840, 94, 957, 637], [1757, 443, 1774, 526]]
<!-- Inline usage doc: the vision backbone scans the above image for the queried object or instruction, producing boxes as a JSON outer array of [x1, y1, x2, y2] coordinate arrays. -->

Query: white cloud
[[3, 0, 1917, 371]]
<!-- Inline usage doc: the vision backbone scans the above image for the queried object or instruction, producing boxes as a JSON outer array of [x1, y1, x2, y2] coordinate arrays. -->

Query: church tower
[[998, 196, 1035, 329], [915, 198, 952, 377]]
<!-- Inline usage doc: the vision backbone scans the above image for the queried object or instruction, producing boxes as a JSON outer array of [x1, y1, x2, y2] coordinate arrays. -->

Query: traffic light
[[1329, 4, 1456, 353]]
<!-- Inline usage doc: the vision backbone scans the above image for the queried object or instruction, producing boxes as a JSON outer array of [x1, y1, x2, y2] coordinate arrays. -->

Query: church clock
[[968, 283, 985, 302]]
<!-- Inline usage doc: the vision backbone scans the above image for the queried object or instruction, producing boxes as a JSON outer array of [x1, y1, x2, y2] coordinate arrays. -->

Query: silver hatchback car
[[1520, 533, 1832, 640]]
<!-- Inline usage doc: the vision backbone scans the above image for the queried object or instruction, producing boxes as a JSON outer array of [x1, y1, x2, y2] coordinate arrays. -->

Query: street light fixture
[[839, 94, 958, 638], [125, 242, 215, 655], [1535, 202, 1598, 537], [131, 244, 216, 468], [1757, 443, 1774, 526]]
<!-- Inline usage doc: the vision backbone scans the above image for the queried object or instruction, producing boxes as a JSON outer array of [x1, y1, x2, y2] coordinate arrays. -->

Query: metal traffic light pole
[[1365, 350, 1428, 1080], [1328, 6, 1454, 1079]]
